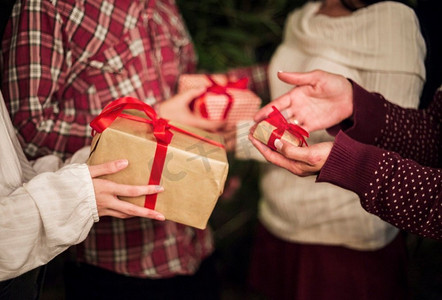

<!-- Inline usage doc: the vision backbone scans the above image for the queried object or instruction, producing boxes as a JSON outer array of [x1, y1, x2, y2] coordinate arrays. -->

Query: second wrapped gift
[[178, 74, 261, 125]]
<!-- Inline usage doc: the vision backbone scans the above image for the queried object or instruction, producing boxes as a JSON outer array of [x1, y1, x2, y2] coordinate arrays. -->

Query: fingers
[[254, 71, 316, 123], [248, 134, 285, 165], [94, 179, 166, 220], [248, 123, 258, 135], [249, 134, 323, 176], [254, 94, 292, 122], [275, 138, 332, 172], [180, 87, 206, 102], [103, 199, 165, 220], [250, 135, 311, 176], [275, 139, 310, 162], [99, 180, 164, 198], [88, 160, 129, 178], [105, 211, 133, 219], [276, 70, 319, 86], [254, 70, 320, 123]]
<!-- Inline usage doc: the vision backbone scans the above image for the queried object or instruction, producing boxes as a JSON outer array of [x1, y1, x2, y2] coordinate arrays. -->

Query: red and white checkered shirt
[[1, 0, 214, 278]]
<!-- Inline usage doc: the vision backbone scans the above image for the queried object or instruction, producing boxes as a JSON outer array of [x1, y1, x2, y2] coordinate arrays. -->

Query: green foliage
[[176, 3, 309, 274], [176, 0, 308, 242], [177, 0, 307, 72]]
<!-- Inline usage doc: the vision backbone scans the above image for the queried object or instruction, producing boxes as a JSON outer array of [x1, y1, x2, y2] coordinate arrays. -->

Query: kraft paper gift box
[[87, 97, 229, 229], [252, 106, 309, 150], [178, 74, 261, 125]]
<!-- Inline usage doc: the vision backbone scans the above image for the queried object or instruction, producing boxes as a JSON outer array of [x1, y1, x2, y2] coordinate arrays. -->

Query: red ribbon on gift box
[[191, 75, 249, 120], [90, 97, 224, 210], [265, 106, 309, 150]]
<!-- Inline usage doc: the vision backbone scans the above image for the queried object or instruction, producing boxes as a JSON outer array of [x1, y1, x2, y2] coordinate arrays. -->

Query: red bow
[[90, 97, 174, 144], [90, 97, 224, 209], [191, 75, 249, 120], [265, 106, 309, 150]]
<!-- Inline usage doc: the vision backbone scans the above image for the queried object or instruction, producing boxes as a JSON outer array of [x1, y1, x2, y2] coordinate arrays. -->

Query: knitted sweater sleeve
[[329, 82, 442, 167], [318, 131, 442, 240], [317, 83, 442, 239]]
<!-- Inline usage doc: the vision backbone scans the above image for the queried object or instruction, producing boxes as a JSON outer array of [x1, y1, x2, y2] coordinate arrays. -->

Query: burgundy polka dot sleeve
[[318, 83, 442, 239]]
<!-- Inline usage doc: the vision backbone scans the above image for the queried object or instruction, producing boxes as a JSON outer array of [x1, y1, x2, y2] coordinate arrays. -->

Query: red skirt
[[247, 223, 408, 300]]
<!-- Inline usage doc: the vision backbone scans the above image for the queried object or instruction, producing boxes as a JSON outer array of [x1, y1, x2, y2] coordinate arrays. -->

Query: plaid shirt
[[1, 0, 214, 278]]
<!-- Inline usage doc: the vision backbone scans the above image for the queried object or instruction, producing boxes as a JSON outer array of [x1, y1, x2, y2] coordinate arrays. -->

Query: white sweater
[[237, 1, 426, 250], [0, 92, 97, 281]]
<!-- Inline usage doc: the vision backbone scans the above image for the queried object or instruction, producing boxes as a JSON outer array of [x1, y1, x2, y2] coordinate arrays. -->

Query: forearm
[[329, 82, 442, 167], [0, 164, 97, 281], [318, 131, 442, 240]]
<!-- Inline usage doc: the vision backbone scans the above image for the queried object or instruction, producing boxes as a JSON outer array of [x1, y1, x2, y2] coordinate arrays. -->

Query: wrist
[[344, 78, 355, 121]]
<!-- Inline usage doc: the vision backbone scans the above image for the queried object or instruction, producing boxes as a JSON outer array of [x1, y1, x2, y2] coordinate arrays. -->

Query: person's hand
[[88, 160, 165, 220], [254, 70, 354, 132], [157, 88, 226, 132], [248, 133, 333, 176]]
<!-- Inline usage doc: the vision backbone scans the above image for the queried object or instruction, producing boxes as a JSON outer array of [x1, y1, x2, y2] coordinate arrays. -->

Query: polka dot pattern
[[362, 87, 442, 239], [363, 152, 442, 240], [321, 85, 442, 240], [374, 87, 442, 167]]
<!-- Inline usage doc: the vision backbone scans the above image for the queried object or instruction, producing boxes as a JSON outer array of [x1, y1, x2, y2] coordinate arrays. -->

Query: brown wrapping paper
[[252, 120, 302, 148], [87, 113, 229, 229]]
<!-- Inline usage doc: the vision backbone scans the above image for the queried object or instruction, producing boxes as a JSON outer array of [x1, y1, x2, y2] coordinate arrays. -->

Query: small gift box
[[87, 97, 229, 229], [253, 106, 309, 150], [178, 74, 261, 125]]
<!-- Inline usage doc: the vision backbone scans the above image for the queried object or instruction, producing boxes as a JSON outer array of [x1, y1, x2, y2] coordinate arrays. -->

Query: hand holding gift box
[[178, 74, 262, 125], [87, 97, 229, 229], [252, 106, 309, 150]]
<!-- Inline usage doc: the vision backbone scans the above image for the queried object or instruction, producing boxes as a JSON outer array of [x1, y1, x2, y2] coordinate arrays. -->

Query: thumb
[[181, 87, 206, 102], [277, 70, 317, 87], [88, 159, 129, 178], [274, 138, 304, 161]]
